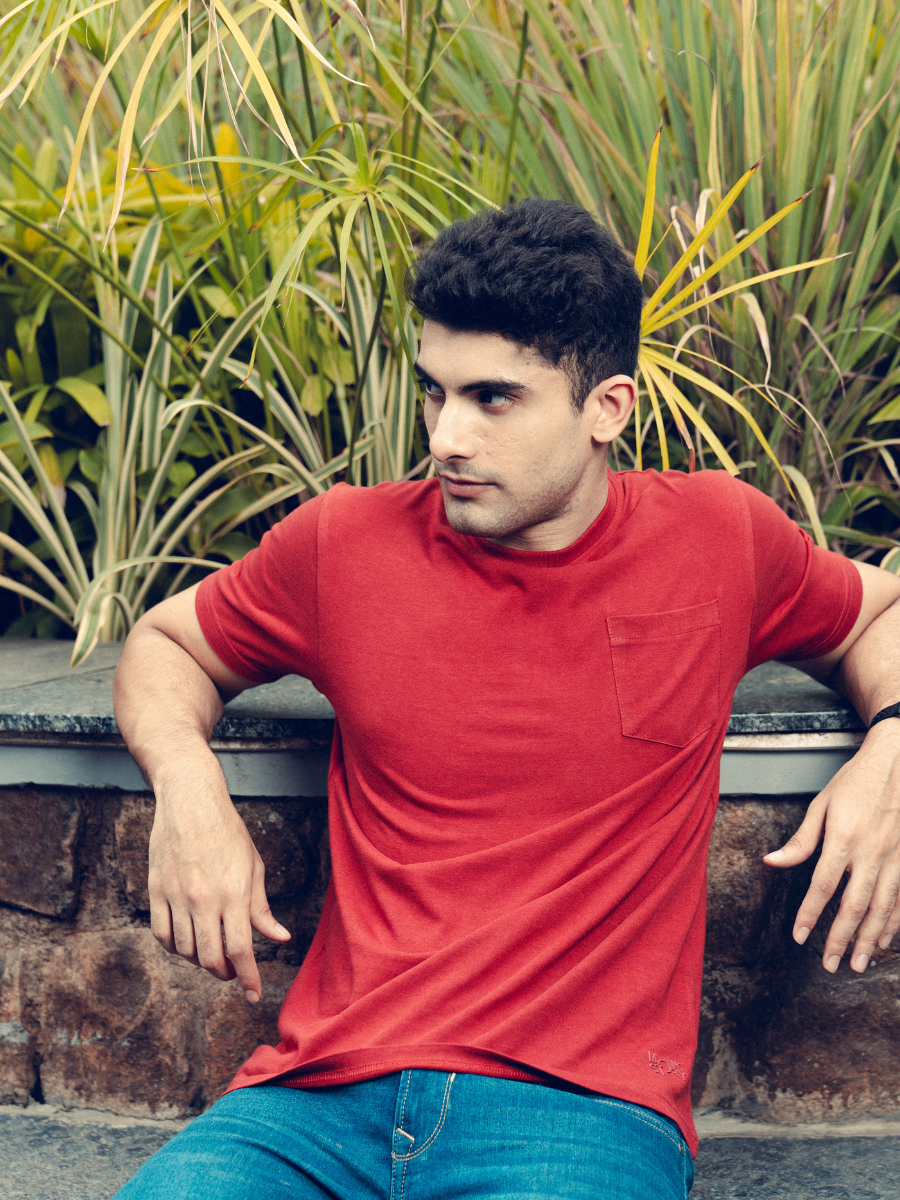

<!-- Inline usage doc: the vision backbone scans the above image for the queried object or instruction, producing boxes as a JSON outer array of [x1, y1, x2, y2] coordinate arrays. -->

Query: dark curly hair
[[406, 199, 643, 410]]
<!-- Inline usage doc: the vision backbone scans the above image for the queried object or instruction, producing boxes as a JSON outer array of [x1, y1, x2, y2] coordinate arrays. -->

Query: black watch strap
[[869, 701, 900, 730]]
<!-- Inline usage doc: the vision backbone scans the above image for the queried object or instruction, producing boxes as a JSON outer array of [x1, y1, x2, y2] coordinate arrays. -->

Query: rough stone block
[[753, 959, 900, 1122], [705, 797, 807, 966], [35, 928, 206, 1118], [0, 947, 35, 1106], [203, 960, 297, 1104], [113, 795, 154, 913], [0, 787, 82, 917]]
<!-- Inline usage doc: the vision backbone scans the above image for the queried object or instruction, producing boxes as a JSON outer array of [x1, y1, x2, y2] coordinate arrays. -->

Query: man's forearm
[[833, 597, 900, 724], [114, 624, 227, 789], [114, 601, 290, 1001]]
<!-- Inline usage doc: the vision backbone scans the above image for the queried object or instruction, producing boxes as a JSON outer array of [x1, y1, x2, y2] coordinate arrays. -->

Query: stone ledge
[[0, 641, 863, 739]]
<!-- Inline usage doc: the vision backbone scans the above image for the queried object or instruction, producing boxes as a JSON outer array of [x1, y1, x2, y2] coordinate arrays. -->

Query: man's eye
[[482, 392, 510, 408], [423, 382, 444, 398]]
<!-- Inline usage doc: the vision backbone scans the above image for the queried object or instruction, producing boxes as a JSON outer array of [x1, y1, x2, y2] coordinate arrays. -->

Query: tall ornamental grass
[[0, 0, 899, 656]]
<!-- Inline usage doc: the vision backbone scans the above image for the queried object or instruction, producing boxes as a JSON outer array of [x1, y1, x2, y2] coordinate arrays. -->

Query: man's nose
[[427, 397, 477, 462]]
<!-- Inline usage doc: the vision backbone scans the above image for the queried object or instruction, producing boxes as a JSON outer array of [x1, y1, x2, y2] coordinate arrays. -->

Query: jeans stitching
[[390, 1072, 412, 1200], [392, 1073, 456, 1163], [590, 1097, 683, 1152]]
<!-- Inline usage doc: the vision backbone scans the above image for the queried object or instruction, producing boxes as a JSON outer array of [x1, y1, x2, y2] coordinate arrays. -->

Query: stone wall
[[0, 785, 897, 1123]]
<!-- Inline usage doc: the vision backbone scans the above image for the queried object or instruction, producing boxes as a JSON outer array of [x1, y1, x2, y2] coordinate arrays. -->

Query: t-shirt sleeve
[[195, 492, 325, 685], [741, 481, 862, 669]]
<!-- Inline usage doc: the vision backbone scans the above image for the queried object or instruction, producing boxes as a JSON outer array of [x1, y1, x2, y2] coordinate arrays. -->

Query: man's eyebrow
[[413, 362, 529, 394]]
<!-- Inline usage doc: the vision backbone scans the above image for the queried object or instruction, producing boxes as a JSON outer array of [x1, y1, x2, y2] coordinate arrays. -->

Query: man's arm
[[764, 560, 900, 973], [114, 584, 290, 1003]]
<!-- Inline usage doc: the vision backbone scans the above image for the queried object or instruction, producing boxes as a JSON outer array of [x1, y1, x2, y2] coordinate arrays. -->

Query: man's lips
[[436, 472, 495, 498]]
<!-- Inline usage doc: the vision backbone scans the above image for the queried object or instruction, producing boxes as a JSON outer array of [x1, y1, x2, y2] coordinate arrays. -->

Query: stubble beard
[[440, 459, 585, 542]]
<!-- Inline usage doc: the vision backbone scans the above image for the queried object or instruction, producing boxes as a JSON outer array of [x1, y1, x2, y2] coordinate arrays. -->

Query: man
[[114, 200, 900, 1199]]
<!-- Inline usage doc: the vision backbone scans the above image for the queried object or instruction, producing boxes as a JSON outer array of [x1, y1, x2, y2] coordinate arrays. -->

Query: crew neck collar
[[450, 471, 622, 567]]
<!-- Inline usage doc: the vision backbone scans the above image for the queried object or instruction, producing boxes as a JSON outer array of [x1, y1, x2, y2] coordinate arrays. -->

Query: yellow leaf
[[37, 442, 66, 510], [23, 226, 45, 253], [634, 127, 661, 282], [215, 124, 243, 193], [782, 464, 827, 548], [54, 376, 112, 426]]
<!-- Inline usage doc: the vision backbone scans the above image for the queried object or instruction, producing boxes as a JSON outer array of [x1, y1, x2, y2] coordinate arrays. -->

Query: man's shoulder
[[617, 467, 755, 517], [317, 478, 443, 537]]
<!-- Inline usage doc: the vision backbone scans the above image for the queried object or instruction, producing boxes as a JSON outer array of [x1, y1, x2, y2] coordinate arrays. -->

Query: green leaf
[[5, 349, 26, 391], [301, 374, 330, 416], [198, 285, 239, 320], [207, 531, 257, 562], [34, 139, 57, 192], [166, 460, 197, 495], [0, 419, 51, 449], [78, 447, 104, 484], [870, 396, 900, 424], [51, 304, 90, 379], [179, 431, 210, 458], [54, 377, 112, 426]]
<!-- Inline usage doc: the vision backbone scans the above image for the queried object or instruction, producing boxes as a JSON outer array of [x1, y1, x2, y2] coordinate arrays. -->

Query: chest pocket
[[607, 600, 721, 748]]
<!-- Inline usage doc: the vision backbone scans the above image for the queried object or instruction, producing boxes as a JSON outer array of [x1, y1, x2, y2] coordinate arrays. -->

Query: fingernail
[[854, 954, 870, 972], [244, 990, 259, 1003], [879, 933, 893, 950], [826, 955, 841, 973], [276, 924, 290, 936], [795, 926, 810, 945], [764, 849, 786, 861]]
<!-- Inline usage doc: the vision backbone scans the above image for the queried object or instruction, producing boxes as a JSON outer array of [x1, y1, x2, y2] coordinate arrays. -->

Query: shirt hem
[[224, 1046, 699, 1156]]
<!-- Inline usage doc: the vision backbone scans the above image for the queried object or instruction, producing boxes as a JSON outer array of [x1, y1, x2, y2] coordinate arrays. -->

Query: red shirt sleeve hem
[[779, 553, 862, 662], [195, 573, 281, 684]]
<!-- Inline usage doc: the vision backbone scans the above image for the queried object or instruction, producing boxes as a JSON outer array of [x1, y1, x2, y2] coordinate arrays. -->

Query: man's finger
[[818, 867, 880, 971], [249, 868, 291, 945], [171, 908, 198, 961], [790, 845, 851, 946], [847, 865, 900, 969], [222, 908, 262, 1003], [878, 892, 900, 949], [194, 915, 236, 982], [150, 897, 176, 954], [763, 801, 826, 869]]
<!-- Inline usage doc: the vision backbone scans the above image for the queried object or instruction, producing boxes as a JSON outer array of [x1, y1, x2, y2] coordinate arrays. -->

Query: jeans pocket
[[607, 600, 720, 748]]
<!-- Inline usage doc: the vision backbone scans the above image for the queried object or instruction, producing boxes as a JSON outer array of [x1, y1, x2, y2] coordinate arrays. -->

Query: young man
[[114, 201, 900, 1200]]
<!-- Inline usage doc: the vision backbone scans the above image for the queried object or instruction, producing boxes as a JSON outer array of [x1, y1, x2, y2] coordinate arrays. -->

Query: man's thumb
[[249, 890, 291, 942], [763, 823, 819, 868]]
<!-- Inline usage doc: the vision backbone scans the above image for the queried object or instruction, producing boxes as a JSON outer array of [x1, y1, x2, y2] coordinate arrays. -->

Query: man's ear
[[584, 375, 638, 446]]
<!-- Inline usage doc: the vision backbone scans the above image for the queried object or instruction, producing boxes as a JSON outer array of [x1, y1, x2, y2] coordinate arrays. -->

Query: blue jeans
[[116, 1070, 694, 1199]]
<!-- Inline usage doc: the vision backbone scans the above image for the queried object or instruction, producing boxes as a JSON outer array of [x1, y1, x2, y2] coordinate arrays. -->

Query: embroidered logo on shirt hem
[[648, 1051, 687, 1080]]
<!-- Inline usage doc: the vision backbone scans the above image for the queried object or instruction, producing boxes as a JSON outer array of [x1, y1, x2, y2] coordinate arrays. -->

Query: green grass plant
[[1, 0, 900, 653]]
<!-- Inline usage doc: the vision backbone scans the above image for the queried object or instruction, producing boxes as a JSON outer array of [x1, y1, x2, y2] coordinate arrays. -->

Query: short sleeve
[[742, 482, 862, 668], [195, 492, 325, 685]]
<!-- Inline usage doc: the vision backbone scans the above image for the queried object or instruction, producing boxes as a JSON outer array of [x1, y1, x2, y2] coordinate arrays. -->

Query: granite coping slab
[[0, 639, 863, 741]]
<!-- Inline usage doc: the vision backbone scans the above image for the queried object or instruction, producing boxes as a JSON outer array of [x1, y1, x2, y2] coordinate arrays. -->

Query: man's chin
[[441, 494, 517, 539]]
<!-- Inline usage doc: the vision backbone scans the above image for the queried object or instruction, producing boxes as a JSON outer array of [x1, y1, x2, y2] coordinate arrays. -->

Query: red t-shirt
[[196, 469, 861, 1154]]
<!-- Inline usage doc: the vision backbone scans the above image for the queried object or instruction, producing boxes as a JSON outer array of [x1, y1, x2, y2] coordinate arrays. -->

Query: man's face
[[417, 321, 608, 546]]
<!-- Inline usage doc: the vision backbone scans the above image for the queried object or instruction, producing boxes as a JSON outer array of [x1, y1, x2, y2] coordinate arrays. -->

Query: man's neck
[[490, 466, 611, 553]]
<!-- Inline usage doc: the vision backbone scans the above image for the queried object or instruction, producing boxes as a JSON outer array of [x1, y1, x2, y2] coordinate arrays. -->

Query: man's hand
[[148, 758, 291, 1002], [763, 721, 900, 972], [764, 564, 900, 973], [115, 585, 290, 1002]]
